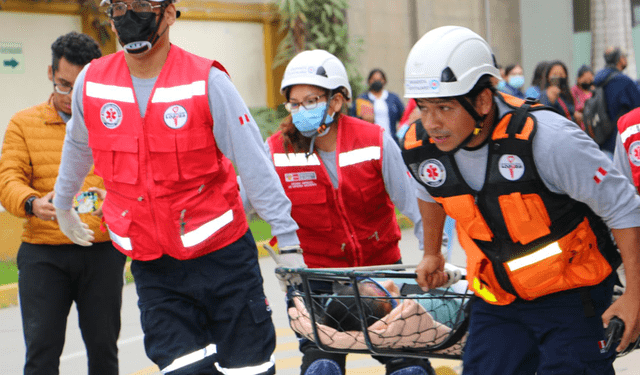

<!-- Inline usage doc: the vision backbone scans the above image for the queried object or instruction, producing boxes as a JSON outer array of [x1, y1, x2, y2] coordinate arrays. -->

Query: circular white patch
[[163, 105, 188, 129], [100, 103, 122, 129], [628, 141, 640, 166], [419, 159, 446, 187], [499, 154, 525, 181]]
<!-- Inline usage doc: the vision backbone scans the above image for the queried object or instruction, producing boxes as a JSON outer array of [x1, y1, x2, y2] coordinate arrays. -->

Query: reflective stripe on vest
[[108, 229, 132, 251], [506, 241, 562, 271], [338, 146, 381, 167], [620, 123, 640, 144], [161, 343, 216, 374], [151, 80, 206, 103], [86, 82, 135, 103], [181, 209, 234, 248], [273, 153, 321, 167], [214, 355, 275, 375]]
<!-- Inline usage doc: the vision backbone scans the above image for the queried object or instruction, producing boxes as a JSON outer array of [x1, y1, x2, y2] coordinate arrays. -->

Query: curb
[[0, 217, 413, 308], [0, 240, 272, 308]]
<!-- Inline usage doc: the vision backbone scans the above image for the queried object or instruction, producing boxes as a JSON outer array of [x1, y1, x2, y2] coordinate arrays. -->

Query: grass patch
[[0, 261, 18, 286]]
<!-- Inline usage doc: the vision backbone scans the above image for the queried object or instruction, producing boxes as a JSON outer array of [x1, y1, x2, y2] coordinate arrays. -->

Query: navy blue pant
[[17, 241, 126, 375], [462, 274, 617, 375], [131, 230, 276, 375]]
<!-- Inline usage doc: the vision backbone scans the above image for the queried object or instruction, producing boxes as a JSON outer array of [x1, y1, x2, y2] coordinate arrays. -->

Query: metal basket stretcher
[[276, 264, 472, 360]]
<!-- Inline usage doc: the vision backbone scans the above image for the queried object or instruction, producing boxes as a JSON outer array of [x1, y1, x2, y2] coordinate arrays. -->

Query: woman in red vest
[[258, 50, 435, 375]]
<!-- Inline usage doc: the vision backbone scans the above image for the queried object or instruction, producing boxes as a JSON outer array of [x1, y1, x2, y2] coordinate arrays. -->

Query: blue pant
[[462, 274, 617, 375], [131, 230, 276, 375]]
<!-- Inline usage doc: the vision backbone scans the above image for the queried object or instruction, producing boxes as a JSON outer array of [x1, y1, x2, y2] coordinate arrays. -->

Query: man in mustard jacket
[[0, 32, 125, 375]]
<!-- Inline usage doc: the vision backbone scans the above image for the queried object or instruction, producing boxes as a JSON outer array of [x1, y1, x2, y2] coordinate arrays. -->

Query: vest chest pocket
[[498, 192, 551, 245], [89, 135, 139, 184], [288, 188, 332, 231], [434, 195, 493, 241], [147, 131, 219, 181]]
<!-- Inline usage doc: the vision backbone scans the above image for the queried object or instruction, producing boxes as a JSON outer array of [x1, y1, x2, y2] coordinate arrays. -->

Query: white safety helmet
[[100, 0, 178, 5], [281, 50, 352, 100], [404, 26, 500, 99]]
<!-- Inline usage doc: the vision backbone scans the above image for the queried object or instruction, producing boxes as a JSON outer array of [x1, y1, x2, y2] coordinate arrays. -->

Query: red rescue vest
[[268, 115, 401, 268], [617, 108, 640, 192], [83, 45, 248, 260], [402, 93, 619, 305]]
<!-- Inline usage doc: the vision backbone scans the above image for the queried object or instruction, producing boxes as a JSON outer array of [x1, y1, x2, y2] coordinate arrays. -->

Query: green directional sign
[[1, 42, 25, 74]]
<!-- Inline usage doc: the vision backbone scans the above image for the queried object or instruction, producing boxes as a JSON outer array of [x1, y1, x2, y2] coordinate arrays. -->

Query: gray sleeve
[[236, 141, 272, 216], [208, 68, 299, 247], [613, 132, 633, 182], [381, 131, 424, 249], [53, 65, 94, 211], [532, 111, 640, 229]]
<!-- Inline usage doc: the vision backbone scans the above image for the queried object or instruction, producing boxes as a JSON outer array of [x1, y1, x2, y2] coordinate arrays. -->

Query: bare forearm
[[611, 227, 640, 294], [418, 199, 446, 256]]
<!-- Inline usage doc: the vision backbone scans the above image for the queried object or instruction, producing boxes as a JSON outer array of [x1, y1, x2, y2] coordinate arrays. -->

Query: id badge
[[73, 191, 100, 214]]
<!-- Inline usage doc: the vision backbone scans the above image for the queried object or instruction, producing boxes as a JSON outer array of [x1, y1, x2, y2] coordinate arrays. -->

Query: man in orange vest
[[53, 1, 302, 374], [402, 26, 640, 374]]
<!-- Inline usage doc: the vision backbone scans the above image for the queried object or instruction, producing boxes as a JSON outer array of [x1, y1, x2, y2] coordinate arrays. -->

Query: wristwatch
[[24, 196, 37, 215]]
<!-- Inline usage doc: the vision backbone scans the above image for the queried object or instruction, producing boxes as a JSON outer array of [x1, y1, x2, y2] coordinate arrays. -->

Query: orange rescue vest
[[402, 93, 619, 305]]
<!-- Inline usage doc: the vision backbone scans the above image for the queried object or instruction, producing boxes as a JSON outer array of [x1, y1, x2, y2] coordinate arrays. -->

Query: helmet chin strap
[[434, 96, 485, 155], [305, 104, 334, 158]]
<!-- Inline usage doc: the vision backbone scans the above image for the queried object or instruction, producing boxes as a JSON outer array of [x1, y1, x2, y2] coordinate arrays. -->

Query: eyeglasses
[[285, 94, 327, 113], [107, 1, 164, 19], [52, 74, 73, 95]]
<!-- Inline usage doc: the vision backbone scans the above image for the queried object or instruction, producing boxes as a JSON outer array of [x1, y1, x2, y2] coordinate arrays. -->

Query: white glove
[[265, 244, 306, 291], [55, 208, 95, 246]]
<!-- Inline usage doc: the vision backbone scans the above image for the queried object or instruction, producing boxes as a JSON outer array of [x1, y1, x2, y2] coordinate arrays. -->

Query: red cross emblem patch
[[419, 159, 446, 187], [100, 103, 122, 129], [629, 141, 640, 166]]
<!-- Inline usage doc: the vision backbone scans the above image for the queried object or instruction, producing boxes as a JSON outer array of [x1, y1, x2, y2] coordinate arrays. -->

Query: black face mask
[[580, 82, 593, 90], [370, 80, 384, 92], [113, 10, 162, 54]]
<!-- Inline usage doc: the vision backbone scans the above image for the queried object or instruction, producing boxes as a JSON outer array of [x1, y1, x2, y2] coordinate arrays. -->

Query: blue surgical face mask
[[508, 75, 525, 89], [292, 102, 335, 138], [496, 79, 507, 92]]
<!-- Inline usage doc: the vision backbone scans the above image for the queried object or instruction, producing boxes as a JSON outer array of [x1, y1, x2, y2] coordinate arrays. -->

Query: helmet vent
[[316, 66, 328, 77], [441, 67, 457, 83]]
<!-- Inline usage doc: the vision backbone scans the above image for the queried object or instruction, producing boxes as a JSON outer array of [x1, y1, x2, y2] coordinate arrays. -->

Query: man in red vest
[[53, 1, 303, 374]]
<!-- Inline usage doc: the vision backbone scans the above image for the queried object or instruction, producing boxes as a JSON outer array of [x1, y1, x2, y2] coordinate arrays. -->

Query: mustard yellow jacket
[[0, 97, 110, 245]]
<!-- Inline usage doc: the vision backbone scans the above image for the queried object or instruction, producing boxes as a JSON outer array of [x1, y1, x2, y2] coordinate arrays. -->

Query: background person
[[570, 64, 594, 129], [0, 31, 125, 375], [538, 60, 576, 122], [497, 64, 525, 99], [52, 1, 302, 374], [593, 47, 640, 157], [524, 60, 547, 100], [351, 68, 405, 144], [402, 25, 640, 375], [252, 49, 434, 375]]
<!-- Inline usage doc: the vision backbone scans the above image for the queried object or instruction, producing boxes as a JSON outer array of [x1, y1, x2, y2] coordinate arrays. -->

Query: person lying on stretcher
[[287, 278, 468, 355]]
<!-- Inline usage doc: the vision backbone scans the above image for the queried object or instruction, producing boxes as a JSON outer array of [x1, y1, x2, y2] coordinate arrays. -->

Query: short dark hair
[[604, 47, 624, 66], [504, 64, 521, 77], [577, 64, 593, 79], [51, 32, 102, 72], [465, 74, 496, 102], [367, 68, 387, 83]]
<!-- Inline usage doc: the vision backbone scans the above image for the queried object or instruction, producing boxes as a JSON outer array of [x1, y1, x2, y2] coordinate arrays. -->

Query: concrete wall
[[347, 0, 522, 100], [519, 0, 575, 87]]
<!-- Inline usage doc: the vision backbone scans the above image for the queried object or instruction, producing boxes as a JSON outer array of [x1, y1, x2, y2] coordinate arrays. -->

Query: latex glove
[[55, 207, 95, 246], [271, 245, 306, 292]]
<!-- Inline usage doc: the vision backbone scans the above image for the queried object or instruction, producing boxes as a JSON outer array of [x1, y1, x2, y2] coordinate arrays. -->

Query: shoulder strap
[[599, 71, 621, 87]]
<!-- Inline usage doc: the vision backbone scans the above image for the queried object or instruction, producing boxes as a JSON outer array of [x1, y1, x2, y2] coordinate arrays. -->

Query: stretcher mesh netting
[[277, 267, 472, 359]]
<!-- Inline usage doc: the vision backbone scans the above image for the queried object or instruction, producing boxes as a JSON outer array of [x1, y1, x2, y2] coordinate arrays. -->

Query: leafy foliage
[[274, 0, 366, 98], [249, 104, 289, 140]]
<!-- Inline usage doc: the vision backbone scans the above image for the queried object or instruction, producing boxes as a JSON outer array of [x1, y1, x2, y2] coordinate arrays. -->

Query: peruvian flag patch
[[593, 167, 607, 184]]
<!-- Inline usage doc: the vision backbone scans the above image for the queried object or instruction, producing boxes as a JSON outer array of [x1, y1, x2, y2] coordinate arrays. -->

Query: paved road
[[1, 229, 639, 374]]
